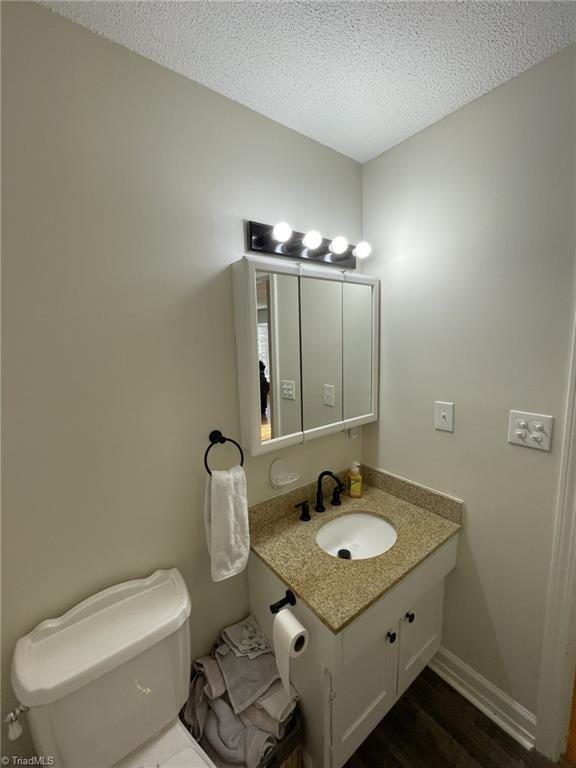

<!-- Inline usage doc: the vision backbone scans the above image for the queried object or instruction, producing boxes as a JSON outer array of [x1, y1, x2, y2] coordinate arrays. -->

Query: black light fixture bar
[[246, 220, 357, 270]]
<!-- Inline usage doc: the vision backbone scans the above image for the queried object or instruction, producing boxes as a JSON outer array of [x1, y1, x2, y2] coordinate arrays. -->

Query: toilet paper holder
[[269, 590, 296, 614]]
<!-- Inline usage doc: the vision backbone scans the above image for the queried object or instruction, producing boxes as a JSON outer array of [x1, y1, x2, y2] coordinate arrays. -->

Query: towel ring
[[204, 430, 245, 476]]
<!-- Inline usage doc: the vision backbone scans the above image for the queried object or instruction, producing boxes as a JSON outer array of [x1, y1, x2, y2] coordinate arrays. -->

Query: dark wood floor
[[345, 668, 557, 768]]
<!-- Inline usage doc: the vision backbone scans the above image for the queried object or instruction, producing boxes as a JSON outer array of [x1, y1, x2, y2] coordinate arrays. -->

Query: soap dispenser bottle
[[348, 461, 363, 498]]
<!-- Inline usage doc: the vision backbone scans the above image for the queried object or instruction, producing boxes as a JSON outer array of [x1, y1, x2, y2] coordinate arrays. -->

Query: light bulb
[[303, 230, 322, 250], [353, 241, 372, 259], [329, 236, 348, 255], [271, 222, 292, 243]]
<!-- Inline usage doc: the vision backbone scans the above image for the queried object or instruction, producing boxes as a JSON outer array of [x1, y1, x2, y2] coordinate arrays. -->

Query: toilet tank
[[11, 569, 191, 768]]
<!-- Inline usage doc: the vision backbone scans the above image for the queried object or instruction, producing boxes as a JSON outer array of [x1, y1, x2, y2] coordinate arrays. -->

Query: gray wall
[[1, 3, 362, 756], [363, 45, 575, 714]]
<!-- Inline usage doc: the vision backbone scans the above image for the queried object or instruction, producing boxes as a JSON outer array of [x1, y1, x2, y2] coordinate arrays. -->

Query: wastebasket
[[259, 708, 303, 768]]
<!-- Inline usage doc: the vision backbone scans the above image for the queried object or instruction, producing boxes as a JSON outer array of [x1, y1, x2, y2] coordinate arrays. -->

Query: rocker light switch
[[434, 401, 454, 432], [508, 410, 553, 451]]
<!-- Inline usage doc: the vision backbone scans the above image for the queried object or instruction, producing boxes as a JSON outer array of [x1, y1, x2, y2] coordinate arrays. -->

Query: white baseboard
[[429, 647, 537, 751]]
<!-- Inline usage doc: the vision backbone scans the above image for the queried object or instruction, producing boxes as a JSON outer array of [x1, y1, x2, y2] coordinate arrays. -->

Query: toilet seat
[[114, 719, 217, 768]]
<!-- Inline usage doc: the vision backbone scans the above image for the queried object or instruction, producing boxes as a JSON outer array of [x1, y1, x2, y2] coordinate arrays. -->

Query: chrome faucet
[[315, 471, 345, 512]]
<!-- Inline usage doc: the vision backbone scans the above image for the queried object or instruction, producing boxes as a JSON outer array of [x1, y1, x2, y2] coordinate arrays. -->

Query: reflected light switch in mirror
[[323, 384, 336, 407], [434, 401, 454, 432], [281, 380, 296, 401]]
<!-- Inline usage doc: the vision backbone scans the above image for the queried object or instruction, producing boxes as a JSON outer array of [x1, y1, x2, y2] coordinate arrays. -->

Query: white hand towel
[[204, 465, 249, 582]]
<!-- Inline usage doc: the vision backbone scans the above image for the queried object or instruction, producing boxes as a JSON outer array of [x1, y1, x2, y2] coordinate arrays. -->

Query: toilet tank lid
[[11, 569, 191, 707]]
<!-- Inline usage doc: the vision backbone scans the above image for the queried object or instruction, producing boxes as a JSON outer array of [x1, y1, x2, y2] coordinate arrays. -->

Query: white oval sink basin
[[316, 513, 397, 560]]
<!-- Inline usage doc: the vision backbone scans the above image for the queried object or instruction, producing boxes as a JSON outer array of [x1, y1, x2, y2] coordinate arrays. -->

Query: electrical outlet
[[508, 410, 553, 451], [323, 384, 335, 407]]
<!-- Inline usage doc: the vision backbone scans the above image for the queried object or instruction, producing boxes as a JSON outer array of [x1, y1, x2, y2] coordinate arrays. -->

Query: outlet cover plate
[[434, 401, 454, 432], [281, 380, 296, 401], [508, 410, 553, 451], [323, 384, 335, 407]]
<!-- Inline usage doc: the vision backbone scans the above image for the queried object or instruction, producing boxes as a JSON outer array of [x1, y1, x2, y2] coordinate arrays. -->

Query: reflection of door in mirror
[[256, 275, 273, 440], [255, 271, 301, 442], [300, 278, 343, 431], [343, 282, 373, 421]]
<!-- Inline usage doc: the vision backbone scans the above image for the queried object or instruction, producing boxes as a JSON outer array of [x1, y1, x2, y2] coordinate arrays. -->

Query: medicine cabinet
[[233, 255, 379, 456]]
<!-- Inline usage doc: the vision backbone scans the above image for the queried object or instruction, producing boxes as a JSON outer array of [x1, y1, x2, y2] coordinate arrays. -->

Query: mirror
[[233, 256, 378, 456], [255, 271, 301, 442], [300, 277, 343, 431], [343, 282, 373, 421]]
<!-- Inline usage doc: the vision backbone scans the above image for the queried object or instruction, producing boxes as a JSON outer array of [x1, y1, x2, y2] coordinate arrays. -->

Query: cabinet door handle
[[405, 611, 415, 623], [386, 631, 397, 644]]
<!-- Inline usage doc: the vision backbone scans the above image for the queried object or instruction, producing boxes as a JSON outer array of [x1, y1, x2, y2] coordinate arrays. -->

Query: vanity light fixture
[[246, 220, 357, 269], [329, 236, 349, 255], [303, 230, 322, 250], [353, 241, 372, 259], [271, 221, 293, 243]]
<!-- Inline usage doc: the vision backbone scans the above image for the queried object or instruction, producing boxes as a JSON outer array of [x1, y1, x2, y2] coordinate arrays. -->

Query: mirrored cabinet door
[[255, 271, 301, 443], [343, 281, 374, 422], [300, 277, 343, 433]]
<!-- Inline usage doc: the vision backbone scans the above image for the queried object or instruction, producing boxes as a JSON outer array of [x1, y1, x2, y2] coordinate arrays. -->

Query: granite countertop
[[249, 484, 461, 633]]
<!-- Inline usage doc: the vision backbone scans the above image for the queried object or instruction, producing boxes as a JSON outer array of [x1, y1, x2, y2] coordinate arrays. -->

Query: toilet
[[11, 569, 216, 768]]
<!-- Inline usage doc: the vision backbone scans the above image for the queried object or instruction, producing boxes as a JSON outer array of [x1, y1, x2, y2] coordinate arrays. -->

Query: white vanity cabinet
[[248, 535, 458, 768]]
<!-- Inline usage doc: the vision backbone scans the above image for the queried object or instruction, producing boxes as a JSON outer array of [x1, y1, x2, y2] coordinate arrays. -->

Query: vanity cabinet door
[[397, 584, 443, 696], [331, 623, 399, 768]]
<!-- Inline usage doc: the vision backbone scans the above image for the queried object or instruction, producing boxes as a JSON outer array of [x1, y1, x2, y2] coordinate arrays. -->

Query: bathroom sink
[[316, 513, 397, 560]]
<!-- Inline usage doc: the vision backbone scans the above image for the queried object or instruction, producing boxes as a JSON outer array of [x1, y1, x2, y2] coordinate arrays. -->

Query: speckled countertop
[[249, 484, 461, 633]]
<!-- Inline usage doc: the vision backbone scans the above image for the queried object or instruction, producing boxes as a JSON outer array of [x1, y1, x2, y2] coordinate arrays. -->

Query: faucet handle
[[331, 481, 345, 506], [295, 500, 311, 522]]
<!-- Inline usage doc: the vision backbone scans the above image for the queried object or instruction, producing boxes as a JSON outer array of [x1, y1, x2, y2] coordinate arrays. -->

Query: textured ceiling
[[42, 1, 576, 162]]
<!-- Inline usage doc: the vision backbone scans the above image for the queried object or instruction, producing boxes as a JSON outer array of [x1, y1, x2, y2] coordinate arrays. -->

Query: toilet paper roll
[[273, 609, 309, 693]]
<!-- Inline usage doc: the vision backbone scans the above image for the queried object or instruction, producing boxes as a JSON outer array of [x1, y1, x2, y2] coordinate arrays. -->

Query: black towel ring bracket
[[204, 430, 245, 476]]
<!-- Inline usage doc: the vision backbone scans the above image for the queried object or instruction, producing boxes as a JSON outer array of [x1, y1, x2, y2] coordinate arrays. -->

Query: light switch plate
[[434, 401, 454, 432], [281, 380, 296, 401], [508, 410, 553, 451], [323, 384, 335, 407]]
